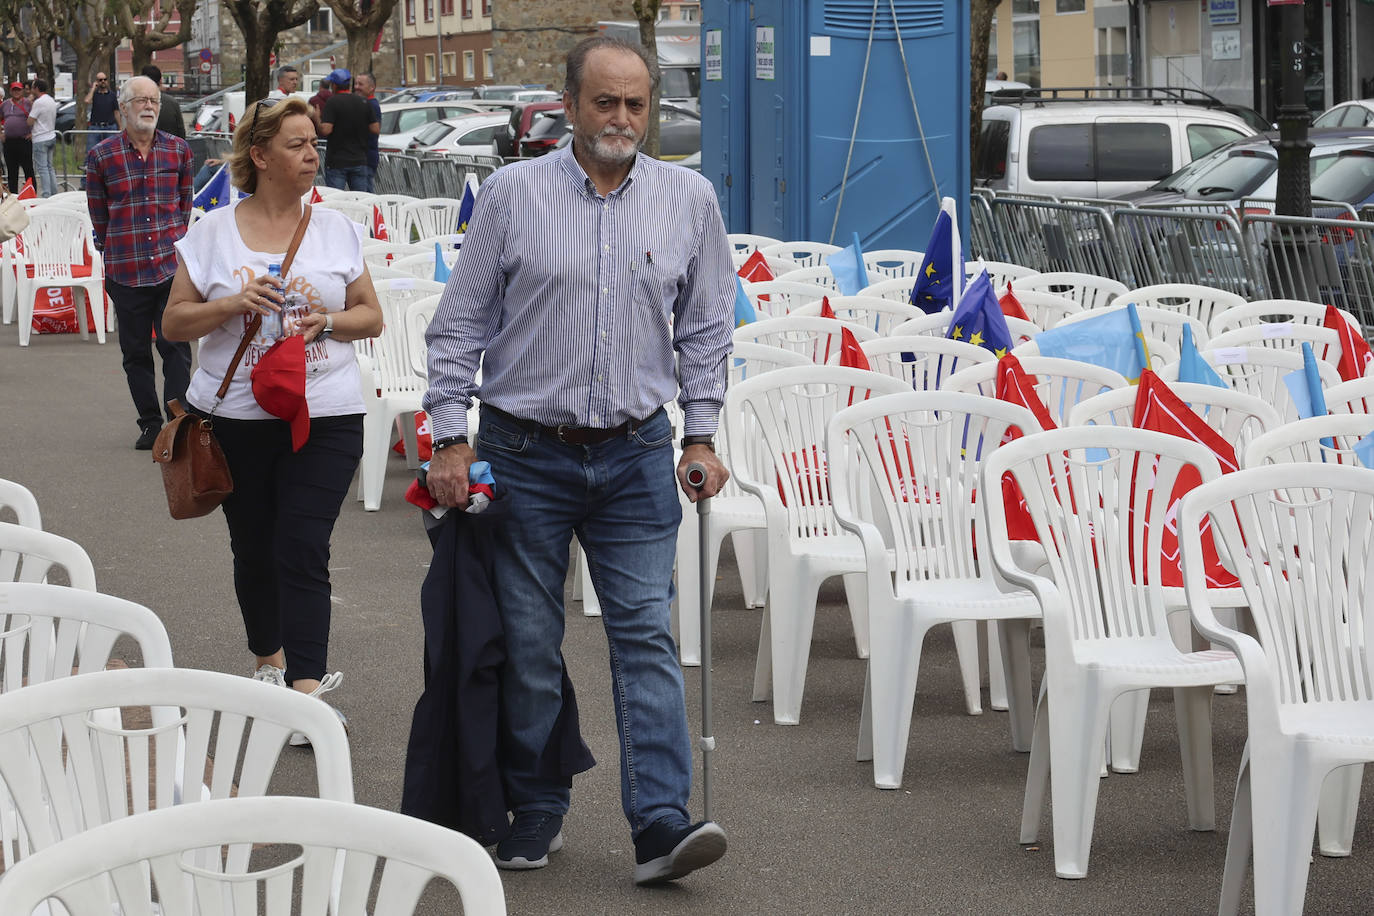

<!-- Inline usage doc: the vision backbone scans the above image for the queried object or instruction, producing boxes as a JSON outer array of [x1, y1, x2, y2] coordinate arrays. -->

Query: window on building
[[307, 8, 331, 32], [462, 0, 472, 17], [443, 52, 457, 77], [423, 0, 433, 22], [1013, 19, 1041, 88], [482, 0, 490, 13], [987, 21, 998, 78], [425, 53, 436, 82], [1056, 0, 1085, 13], [680, 5, 699, 20], [1096, 26, 1128, 86], [406, 55, 418, 83], [484, 49, 494, 78], [405, 0, 414, 23], [463, 51, 475, 80], [440, 0, 453, 15]]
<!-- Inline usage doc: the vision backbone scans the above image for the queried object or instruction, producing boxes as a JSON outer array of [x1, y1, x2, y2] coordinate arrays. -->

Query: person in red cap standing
[[163, 96, 382, 742], [2, 81, 33, 192]]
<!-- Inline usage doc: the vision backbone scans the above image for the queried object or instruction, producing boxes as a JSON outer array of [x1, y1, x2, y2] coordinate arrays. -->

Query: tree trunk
[[969, 0, 998, 188], [323, 0, 400, 78], [124, 0, 197, 76], [633, 0, 661, 158], [225, 0, 320, 103], [242, 31, 276, 103], [345, 27, 375, 77]]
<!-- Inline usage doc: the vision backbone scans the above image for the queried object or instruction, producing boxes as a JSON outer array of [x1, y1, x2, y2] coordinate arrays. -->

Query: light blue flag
[[1035, 305, 1150, 382], [434, 242, 451, 283], [1283, 341, 1330, 419], [826, 232, 869, 296], [192, 164, 231, 212], [1354, 431, 1374, 468], [734, 274, 757, 328], [1177, 324, 1228, 389]]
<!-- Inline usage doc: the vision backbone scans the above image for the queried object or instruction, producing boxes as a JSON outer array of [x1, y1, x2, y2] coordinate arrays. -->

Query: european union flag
[[456, 174, 478, 235], [434, 242, 452, 283], [734, 274, 757, 328], [1036, 303, 1151, 382], [910, 210, 962, 314], [192, 164, 231, 212], [1177, 324, 1227, 389], [826, 232, 869, 296], [945, 270, 1013, 357]]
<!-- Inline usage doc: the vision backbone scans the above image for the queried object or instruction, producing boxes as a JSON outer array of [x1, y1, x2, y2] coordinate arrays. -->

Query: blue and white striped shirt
[[423, 144, 735, 440]]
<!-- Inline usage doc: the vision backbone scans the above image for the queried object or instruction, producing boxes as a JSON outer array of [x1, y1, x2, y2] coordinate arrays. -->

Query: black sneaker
[[633, 820, 727, 886], [495, 812, 564, 870], [135, 424, 160, 450]]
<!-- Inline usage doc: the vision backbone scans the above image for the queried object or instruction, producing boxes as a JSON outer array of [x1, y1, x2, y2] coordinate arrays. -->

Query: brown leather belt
[[483, 405, 662, 446]]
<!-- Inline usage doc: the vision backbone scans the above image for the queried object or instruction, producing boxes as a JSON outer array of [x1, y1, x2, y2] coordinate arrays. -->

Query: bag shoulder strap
[[214, 205, 313, 401]]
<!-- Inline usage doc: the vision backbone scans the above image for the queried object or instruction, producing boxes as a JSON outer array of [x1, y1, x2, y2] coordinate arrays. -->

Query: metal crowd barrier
[[1240, 213, 1374, 327], [989, 197, 1121, 277], [967, 193, 1002, 262], [1112, 207, 1256, 295]]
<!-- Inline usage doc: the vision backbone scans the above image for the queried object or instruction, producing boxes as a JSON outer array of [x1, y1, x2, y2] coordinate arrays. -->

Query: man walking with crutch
[[422, 34, 734, 886]]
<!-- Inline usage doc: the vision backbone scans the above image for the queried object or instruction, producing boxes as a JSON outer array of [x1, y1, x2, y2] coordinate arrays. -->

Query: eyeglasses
[[96, 78, 107, 82], [248, 97, 281, 146], [127, 96, 160, 108]]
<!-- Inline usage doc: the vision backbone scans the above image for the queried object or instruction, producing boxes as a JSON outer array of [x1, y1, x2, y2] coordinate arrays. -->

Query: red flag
[[309, 187, 323, 204], [737, 249, 774, 285], [819, 296, 837, 320], [999, 282, 1029, 321], [837, 326, 869, 371], [391, 411, 433, 461], [1323, 305, 1373, 382], [372, 205, 390, 241], [994, 354, 1055, 541], [1131, 370, 1239, 588], [17, 178, 35, 200]]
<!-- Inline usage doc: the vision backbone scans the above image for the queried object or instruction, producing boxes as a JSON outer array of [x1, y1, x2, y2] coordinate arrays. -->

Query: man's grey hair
[[564, 36, 659, 103], [276, 65, 300, 84], [118, 76, 159, 106]]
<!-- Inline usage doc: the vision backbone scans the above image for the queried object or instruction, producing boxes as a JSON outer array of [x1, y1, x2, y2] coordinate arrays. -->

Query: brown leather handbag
[[153, 206, 313, 519]]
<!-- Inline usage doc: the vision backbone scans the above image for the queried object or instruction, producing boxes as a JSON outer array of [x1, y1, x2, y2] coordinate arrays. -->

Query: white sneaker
[[289, 672, 346, 747], [252, 664, 287, 688]]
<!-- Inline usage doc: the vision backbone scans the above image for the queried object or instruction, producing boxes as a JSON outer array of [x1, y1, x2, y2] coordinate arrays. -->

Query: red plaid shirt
[[85, 129, 193, 287]]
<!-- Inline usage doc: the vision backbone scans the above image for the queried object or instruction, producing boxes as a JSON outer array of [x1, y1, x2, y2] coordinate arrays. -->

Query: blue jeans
[[476, 406, 692, 837], [32, 138, 56, 197], [325, 164, 372, 192]]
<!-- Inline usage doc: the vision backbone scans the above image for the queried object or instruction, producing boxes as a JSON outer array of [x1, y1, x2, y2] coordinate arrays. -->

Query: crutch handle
[[685, 461, 707, 490]]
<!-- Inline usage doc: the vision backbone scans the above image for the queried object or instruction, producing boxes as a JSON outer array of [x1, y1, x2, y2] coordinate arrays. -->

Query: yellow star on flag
[[951, 325, 964, 340], [924, 262, 936, 278], [969, 330, 985, 347], [459, 220, 469, 232], [209, 196, 218, 206], [994, 347, 1008, 358]]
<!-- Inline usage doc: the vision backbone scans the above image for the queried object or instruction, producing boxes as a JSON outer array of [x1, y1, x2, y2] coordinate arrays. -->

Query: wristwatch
[[317, 312, 334, 341], [681, 435, 715, 451], [432, 435, 469, 451]]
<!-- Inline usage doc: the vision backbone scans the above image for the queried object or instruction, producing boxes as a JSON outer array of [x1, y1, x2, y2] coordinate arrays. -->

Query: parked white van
[[974, 87, 1258, 200]]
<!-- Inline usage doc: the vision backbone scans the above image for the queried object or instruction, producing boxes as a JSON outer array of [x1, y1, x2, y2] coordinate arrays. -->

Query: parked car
[[1312, 100, 1374, 129], [194, 102, 224, 132], [472, 84, 525, 100], [519, 109, 565, 157], [984, 78, 1031, 107], [406, 112, 509, 156], [55, 98, 76, 134], [520, 103, 698, 160], [1308, 145, 1374, 209], [975, 86, 1258, 199], [494, 100, 565, 158], [414, 88, 476, 102], [378, 101, 485, 152], [1121, 128, 1374, 211], [512, 89, 559, 103], [378, 86, 442, 104]]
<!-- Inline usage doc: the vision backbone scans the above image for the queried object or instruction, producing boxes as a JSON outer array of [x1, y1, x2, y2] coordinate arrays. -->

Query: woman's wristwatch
[[317, 312, 334, 341]]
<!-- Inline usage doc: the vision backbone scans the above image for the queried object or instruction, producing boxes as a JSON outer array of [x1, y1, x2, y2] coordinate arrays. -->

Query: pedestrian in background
[[319, 69, 377, 192], [83, 71, 121, 185], [307, 74, 332, 128], [86, 75, 194, 449], [26, 79, 57, 197], [2, 80, 33, 192], [269, 66, 301, 100], [423, 35, 732, 886], [142, 65, 186, 140], [353, 72, 382, 188]]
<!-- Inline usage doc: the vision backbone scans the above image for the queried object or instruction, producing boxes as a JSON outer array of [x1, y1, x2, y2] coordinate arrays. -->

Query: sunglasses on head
[[249, 97, 282, 146]]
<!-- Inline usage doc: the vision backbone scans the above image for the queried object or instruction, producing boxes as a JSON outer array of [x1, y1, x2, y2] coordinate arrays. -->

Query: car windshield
[[1152, 149, 1276, 199], [413, 120, 452, 145], [1310, 152, 1374, 205]]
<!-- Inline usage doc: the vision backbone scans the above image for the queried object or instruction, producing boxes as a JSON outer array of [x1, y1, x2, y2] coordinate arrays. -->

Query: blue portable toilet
[[699, 0, 752, 232], [702, 0, 969, 249]]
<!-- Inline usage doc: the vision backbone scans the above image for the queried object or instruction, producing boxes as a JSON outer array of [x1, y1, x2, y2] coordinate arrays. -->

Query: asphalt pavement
[[1, 322, 1369, 915]]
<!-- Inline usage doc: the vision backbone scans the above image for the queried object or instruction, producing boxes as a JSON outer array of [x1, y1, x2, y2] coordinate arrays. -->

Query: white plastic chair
[[859, 276, 920, 304], [0, 480, 41, 582], [1241, 413, 1374, 468], [1209, 298, 1363, 338], [1116, 283, 1247, 332], [316, 197, 376, 232], [966, 259, 1037, 291], [1180, 465, 1374, 916], [854, 336, 994, 388], [0, 522, 96, 589], [862, 249, 925, 280], [0, 795, 507, 915], [727, 232, 782, 256], [15, 209, 106, 346], [730, 251, 795, 277], [776, 264, 840, 291], [1054, 302, 1207, 359], [1158, 346, 1343, 424], [363, 241, 430, 271], [1207, 323, 1343, 366], [398, 197, 466, 243], [733, 315, 877, 364], [391, 249, 460, 282], [369, 192, 416, 241], [944, 356, 1127, 421], [1326, 374, 1374, 415], [829, 392, 1042, 788], [792, 294, 922, 336], [356, 277, 446, 511], [985, 427, 1244, 879], [758, 240, 841, 268], [724, 365, 912, 724], [1016, 271, 1127, 311], [741, 279, 832, 318], [1001, 288, 1081, 329]]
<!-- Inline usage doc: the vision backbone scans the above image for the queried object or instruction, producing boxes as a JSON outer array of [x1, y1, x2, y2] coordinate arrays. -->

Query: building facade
[[398, 0, 493, 87]]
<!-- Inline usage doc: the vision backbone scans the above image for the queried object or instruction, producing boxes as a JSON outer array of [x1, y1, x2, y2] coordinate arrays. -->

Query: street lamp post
[[1272, 0, 1311, 218]]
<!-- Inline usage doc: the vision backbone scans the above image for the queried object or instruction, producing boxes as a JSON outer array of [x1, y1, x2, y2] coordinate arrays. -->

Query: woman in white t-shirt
[[163, 96, 382, 741]]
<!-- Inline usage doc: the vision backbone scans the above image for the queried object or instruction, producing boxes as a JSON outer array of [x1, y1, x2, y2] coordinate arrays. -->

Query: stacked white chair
[[741, 279, 831, 318], [724, 365, 911, 724], [791, 294, 922, 335], [859, 276, 919, 304], [967, 259, 1037, 290], [727, 232, 782, 256], [398, 197, 467, 243], [829, 392, 1043, 788], [0, 521, 97, 590], [944, 357, 1127, 421], [1209, 298, 1362, 338], [734, 315, 877, 363], [776, 264, 840, 291], [758, 240, 841, 268], [862, 249, 925, 280], [1001, 288, 1081, 329], [1016, 271, 1127, 311], [1158, 346, 1342, 423], [1052, 303, 1203, 364], [1116, 283, 1246, 332], [856, 337, 994, 388], [15, 208, 106, 346], [392, 249, 460, 282], [1208, 323, 1343, 366], [1325, 375, 1374, 415], [890, 312, 955, 338], [730, 250, 796, 276], [986, 427, 1244, 879], [1181, 465, 1374, 916], [0, 796, 506, 915]]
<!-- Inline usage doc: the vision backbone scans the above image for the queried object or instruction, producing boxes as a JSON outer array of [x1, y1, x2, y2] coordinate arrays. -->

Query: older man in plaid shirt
[[86, 75, 194, 450]]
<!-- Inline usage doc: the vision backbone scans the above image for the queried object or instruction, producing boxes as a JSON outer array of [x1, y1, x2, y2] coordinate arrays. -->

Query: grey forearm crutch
[[685, 460, 715, 821]]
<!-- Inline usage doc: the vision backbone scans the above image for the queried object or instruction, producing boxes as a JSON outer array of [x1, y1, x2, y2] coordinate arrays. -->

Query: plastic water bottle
[[262, 263, 284, 339]]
